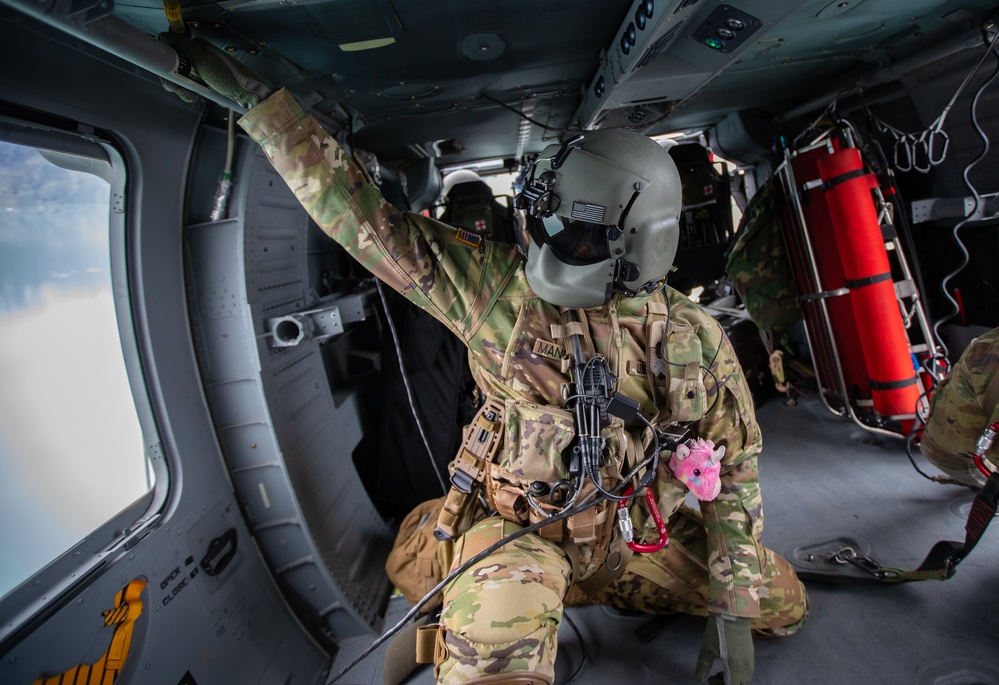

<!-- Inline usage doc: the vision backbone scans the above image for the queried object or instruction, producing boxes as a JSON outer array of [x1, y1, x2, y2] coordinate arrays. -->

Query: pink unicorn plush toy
[[669, 438, 725, 501]]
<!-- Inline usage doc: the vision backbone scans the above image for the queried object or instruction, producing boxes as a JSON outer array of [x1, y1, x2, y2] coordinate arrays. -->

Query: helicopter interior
[[0, 0, 998, 683]]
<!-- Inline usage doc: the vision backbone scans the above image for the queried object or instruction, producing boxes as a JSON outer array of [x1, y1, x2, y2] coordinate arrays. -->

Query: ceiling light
[[339, 38, 396, 52]]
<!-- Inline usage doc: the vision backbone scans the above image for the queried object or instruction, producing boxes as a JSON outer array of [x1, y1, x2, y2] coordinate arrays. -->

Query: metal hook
[[823, 546, 857, 564], [893, 135, 913, 172], [926, 128, 949, 167], [823, 546, 889, 579]]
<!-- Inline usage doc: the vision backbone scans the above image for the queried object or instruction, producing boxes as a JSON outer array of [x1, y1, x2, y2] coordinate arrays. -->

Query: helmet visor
[[526, 214, 613, 266]]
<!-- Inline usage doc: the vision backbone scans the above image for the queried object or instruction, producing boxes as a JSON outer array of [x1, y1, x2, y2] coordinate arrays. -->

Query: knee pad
[[438, 519, 569, 684], [436, 618, 559, 683]]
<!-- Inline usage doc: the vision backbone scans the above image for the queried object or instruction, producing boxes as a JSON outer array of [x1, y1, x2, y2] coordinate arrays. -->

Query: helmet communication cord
[[561, 310, 658, 507]]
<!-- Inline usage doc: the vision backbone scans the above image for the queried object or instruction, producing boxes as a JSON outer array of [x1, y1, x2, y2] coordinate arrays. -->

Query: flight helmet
[[515, 130, 681, 308], [439, 168, 482, 201]]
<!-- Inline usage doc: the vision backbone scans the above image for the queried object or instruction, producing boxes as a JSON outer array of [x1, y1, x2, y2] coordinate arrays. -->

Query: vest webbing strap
[[645, 290, 670, 426], [559, 535, 634, 597], [550, 321, 587, 339]]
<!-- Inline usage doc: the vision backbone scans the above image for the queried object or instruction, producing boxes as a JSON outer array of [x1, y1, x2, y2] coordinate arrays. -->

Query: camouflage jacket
[[240, 89, 766, 619], [923, 327, 999, 483]]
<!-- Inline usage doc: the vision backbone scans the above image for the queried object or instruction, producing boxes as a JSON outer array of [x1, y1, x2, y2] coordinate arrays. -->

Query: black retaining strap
[[868, 376, 918, 391], [798, 473, 999, 584], [821, 167, 869, 192], [895, 472, 999, 581], [844, 272, 892, 290]]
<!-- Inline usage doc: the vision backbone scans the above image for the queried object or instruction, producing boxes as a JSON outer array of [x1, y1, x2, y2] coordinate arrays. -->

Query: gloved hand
[[694, 614, 754, 685], [158, 32, 274, 109]]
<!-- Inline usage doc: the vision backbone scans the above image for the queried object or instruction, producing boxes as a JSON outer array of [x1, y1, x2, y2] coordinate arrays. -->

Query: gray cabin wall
[[0, 6, 329, 683]]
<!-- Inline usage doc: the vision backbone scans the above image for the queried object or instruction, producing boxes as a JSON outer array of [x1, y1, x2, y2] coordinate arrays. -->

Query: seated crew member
[[921, 327, 999, 488], [162, 34, 808, 685], [438, 171, 519, 247]]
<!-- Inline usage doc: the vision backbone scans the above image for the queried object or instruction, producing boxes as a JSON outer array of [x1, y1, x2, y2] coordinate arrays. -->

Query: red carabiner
[[617, 485, 669, 553]]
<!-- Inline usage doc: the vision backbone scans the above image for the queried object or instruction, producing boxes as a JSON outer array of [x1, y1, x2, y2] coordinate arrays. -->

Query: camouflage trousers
[[437, 513, 807, 684]]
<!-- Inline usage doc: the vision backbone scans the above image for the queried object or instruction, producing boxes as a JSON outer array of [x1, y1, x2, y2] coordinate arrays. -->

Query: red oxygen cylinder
[[816, 147, 920, 418]]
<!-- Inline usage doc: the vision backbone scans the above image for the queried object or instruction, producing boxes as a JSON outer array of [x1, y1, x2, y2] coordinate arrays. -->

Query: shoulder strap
[[552, 308, 595, 374], [644, 290, 670, 425]]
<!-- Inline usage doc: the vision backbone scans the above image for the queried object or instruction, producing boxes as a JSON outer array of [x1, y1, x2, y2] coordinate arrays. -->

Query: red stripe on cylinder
[[817, 147, 920, 417]]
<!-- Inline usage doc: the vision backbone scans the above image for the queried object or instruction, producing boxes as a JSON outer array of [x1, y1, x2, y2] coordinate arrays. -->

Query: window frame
[[0, 113, 167, 643]]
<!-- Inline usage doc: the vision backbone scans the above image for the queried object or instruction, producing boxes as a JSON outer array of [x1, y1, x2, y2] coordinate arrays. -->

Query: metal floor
[[333, 392, 999, 685]]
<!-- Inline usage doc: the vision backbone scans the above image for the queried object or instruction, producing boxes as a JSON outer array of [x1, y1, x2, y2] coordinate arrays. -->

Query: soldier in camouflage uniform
[[162, 38, 807, 685], [921, 328, 999, 487]]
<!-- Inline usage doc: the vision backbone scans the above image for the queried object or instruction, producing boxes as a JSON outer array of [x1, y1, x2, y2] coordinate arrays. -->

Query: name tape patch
[[533, 339, 569, 361]]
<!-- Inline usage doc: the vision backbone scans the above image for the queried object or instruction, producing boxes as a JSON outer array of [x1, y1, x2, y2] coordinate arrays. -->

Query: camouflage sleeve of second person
[[238, 88, 520, 341], [682, 299, 765, 619], [924, 327, 999, 462]]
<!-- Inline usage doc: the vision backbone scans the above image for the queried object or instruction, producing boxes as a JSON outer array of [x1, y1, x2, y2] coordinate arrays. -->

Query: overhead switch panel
[[692, 5, 762, 53], [574, 0, 693, 129]]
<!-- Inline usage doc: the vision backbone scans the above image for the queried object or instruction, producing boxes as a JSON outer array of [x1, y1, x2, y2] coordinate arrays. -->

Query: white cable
[[931, 40, 998, 355]]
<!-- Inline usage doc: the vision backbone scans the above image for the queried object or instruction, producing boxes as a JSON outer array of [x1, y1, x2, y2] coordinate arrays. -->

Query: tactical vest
[[436, 289, 712, 583]]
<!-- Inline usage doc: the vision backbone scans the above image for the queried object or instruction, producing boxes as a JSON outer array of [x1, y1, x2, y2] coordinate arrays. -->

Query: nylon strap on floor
[[881, 472, 999, 582], [796, 473, 999, 584]]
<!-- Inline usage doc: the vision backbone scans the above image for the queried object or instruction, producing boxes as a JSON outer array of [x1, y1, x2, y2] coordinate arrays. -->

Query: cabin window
[[0, 138, 149, 599]]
